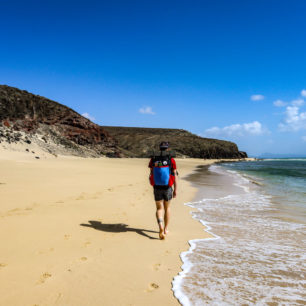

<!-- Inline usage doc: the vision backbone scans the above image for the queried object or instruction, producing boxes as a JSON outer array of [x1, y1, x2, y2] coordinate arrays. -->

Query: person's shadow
[[80, 220, 159, 240]]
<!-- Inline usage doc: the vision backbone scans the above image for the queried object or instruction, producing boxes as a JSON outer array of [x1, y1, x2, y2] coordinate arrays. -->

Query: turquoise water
[[173, 160, 306, 305], [222, 159, 306, 223]]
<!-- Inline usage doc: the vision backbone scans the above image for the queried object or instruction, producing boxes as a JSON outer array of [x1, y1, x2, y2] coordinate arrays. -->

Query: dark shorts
[[154, 186, 173, 201]]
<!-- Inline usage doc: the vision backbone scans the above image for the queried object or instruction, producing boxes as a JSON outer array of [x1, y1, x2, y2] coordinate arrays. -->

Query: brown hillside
[[102, 126, 247, 158], [0, 85, 247, 159], [0, 85, 119, 157]]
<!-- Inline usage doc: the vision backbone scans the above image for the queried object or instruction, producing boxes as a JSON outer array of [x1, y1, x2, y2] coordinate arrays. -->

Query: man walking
[[149, 142, 178, 240]]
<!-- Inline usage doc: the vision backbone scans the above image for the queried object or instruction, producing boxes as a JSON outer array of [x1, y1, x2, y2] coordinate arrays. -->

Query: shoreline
[[172, 162, 240, 305], [173, 161, 306, 305], [172, 162, 258, 305], [0, 149, 253, 305]]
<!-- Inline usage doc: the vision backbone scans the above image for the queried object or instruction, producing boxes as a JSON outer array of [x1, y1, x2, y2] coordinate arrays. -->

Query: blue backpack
[[150, 155, 174, 187]]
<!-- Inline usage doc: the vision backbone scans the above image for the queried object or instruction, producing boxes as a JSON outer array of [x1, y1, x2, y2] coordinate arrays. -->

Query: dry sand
[[0, 146, 243, 305]]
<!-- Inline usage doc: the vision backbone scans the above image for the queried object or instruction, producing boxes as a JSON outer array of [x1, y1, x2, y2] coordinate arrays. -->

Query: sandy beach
[[2, 1, 304, 304], [0, 145, 224, 306]]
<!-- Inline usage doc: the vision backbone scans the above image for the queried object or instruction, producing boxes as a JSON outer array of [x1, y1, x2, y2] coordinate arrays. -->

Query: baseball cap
[[159, 141, 170, 150]]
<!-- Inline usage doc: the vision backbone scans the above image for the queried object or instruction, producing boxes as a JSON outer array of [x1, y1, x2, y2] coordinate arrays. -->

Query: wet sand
[[185, 164, 246, 200]]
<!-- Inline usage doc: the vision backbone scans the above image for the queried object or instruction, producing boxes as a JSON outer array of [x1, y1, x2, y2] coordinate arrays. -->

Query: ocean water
[[173, 160, 306, 305]]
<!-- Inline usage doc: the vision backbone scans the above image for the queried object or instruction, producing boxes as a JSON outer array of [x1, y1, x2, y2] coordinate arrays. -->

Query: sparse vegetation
[[102, 126, 247, 158]]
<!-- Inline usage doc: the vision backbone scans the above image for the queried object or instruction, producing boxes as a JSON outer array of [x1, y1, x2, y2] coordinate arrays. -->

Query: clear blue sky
[[1, 0, 306, 156]]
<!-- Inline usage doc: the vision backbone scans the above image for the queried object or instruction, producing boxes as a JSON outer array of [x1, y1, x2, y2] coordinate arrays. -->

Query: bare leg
[[155, 200, 165, 239], [164, 200, 171, 234]]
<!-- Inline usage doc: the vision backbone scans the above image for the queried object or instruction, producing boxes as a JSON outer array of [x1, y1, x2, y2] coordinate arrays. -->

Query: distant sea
[[173, 159, 306, 305]]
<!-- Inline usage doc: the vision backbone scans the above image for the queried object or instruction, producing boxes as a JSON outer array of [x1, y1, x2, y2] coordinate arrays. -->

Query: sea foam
[[172, 165, 306, 305]]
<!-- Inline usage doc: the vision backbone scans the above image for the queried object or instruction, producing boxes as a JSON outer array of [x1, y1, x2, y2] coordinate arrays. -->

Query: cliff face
[[0, 85, 247, 159]]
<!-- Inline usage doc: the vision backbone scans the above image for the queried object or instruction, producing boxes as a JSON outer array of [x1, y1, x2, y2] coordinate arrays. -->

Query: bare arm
[[173, 170, 178, 198]]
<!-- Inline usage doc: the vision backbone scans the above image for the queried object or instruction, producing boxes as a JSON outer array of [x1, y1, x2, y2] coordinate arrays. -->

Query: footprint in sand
[[76, 193, 86, 200], [80, 257, 87, 261], [8, 208, 21, 213], [90, 192, 102, 199], [38, 272, 52, 284], [64, 235, 70, 240], [0, 263, 7, 268], [153, 263, 161, 271], [147, 283, 159, 292], [83, 241, 91, 247], [55, 293, 63, 303], [107, 188, 114, 192], [4, 203, 40, 217], [5, 208, 28, 217]]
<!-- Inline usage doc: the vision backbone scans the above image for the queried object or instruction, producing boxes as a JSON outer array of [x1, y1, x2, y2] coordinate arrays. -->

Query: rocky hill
[[0, 85, 119, 157], [0, 85, 247, 159], [102, 126, 247, 158]]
